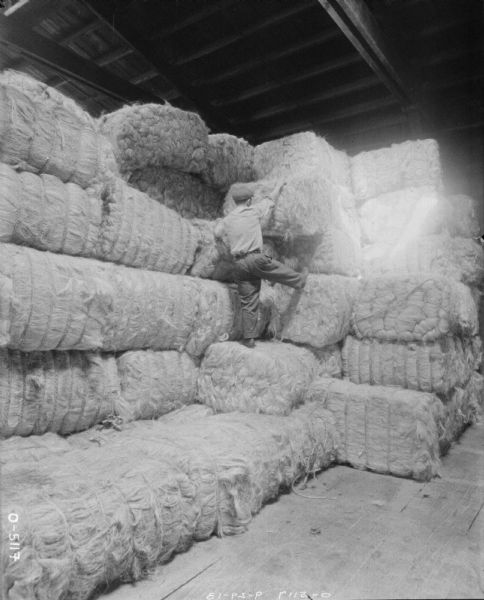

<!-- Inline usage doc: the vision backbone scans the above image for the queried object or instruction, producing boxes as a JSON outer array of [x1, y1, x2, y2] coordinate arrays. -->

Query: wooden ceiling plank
[[234, 75, 380, 124], [212, 54, 361, 106], [151, 0, 239, 41], [316, 0, 412, 106], [175, 2, 312, 66], [194, 29, 340, 86], [0, 15, 161, 103], [247, 95, 399, 140], [81, 0, 235, 132], [59, 19, 100, 45]]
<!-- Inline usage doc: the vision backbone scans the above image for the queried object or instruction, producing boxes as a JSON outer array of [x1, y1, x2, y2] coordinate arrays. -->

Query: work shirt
[[215, 199, 274, 257]]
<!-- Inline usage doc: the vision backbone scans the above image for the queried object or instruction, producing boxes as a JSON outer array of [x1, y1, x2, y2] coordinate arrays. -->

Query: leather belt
[[233, 249, 261, 260]]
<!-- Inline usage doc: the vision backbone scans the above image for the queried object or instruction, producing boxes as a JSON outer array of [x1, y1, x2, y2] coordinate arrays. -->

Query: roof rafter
[[81, 0, 235, 132], [0, 15, 161, 103], [316, 0, 413, 106], [174, 2, 313, 66], [247, 96, 399, 141], [212, 54, 361, 106], [194, 29, 340, 86], [233, 75, 380, 124]]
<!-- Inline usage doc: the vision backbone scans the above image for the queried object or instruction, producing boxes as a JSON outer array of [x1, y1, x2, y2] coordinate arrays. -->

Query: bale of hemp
[[201, 133, 254, 190], [99, 178, 199, 274], [0, 433, 71, 465], [187, 218, 233, 280], [399, 139, 442, 190], [350, 139, 442, 202], [129, 166, 224, 220], [253, 132, 351, 189], [99, 103, 209, 176], [439, 372, 484, 454], [0, 70, 117, 188], [358, 186, 442, 245], [0, 162, 102, 257], [2, 403, 337, 599], [306, 377, 443, 481], [270, 274, 360, 348], [0, 243, 113, 351], [0, 349, 126, 438], [117, 350, 199, 420], [0, 243, 260, 355], [318, 137, 352, 190], [352, 274, 478, 342], [197, 341, 319, 415], [342, 335, 481, 396], [183, 279, 272, 357], [223, 172, 357, 238], [289, 228, 361, 277], [440, 193, 481, 238], [362, 234, 484, 289]]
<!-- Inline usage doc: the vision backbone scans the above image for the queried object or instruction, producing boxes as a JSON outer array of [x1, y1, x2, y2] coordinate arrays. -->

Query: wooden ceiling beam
[[194, 29, 340, 86], [81, 0, 234, 132], [58, 19, 100, 45], [0, 15, 161, 103], [150, 0, 239, 41], [175, 2, 312, 66], [212, 54, 360, 106], [233, 75, 380, 124], [316, 0, 412, 106], [247, 96, 399, 141]]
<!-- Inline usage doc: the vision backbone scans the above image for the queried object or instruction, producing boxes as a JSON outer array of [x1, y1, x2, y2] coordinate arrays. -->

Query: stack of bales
[[307, 139, 484, 481], [3, 70, 483, 597], [196, 133, 362, 415], [99, 104, 256, 278], [1, 73, 340, 598], [0, 71, 276, 437], [100, 105, 255, 220]]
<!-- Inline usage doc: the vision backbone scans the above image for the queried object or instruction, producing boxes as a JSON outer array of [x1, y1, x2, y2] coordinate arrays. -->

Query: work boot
[[241, 338, 256, 348]]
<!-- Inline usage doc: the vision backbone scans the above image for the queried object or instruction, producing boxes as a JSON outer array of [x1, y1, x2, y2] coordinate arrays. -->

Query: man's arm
[[251, 180, 285, 220]]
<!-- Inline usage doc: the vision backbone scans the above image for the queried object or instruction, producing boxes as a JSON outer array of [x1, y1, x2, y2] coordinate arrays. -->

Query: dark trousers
[[234, 252, 304, 339]]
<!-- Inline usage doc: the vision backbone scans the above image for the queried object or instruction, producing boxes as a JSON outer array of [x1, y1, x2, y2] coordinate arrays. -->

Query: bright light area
[[390, 192, 439, 259]]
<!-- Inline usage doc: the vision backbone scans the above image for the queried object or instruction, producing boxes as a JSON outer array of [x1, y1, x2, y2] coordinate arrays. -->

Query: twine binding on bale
[[0, 70, 118, 189], [99, 178, 199, 274], [197, 340, 319, 415], [99, 103, 209, 176], [0, 162, 103, 257], [342, 335, 482, 396], [0, 243, 266, 356], [0, 349, 127, 438], [253, 132, 351, 191], [2, 403, 337, 600], [362, 234, 484, 289], [307, 377, 443, 481], [117, 350, 198, 420], [352, 274, 479, 342], [271, 274, 360, 348], [129, 166, 224, 220]]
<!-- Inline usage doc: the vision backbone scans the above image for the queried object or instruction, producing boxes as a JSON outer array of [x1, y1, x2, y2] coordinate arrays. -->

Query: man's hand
[[268, 179, 286, 201]]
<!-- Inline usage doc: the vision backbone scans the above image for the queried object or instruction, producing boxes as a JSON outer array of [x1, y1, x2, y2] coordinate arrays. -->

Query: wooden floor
[[104, 417, 484, 600]]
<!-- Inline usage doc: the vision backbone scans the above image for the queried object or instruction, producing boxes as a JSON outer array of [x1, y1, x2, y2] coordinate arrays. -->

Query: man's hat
[[230, 183, 254, 203]]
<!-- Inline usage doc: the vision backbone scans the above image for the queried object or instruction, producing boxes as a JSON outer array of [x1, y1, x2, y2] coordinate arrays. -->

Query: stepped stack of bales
[[2, 70, 483, 600], [306, 139, 484, 478]]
